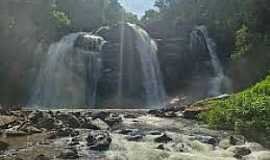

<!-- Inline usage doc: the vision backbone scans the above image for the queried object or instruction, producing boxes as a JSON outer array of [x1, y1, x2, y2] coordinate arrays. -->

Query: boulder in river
[[228, 146, 252, 159], [56, 112, 81, 128], [86, 131, 112, 151], [154, 134, 173, 143], [29, 110, 58, 130]]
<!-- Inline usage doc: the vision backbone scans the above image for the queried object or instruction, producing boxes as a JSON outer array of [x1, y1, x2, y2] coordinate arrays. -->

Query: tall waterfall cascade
[[190, 25, 231, 96], [30, 33, 104, 107], [30, 23, 166, 108], [127, 23, 166, 107]]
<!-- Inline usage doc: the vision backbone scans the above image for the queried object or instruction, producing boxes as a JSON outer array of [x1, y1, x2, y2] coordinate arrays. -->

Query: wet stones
[[194, 135, 218, 145], [91, 118, 110, 130], [148, 109, 178, 118], [154, 134, 173, 143], [126, 135, 144, 141], [92, 111, 110, 120], [123, 113, 138, 119], [0, 115, 17, 129], [115, 129, 138, 135], [29, 111, 58, 130], [48, 128, 79, 139], [80, 117, 100, 130], [92, 111, 122, 127], [0, 141, 9, 151], [69, 137, 80, 146], [148, 130, 162, 135], [56, 112, 81, 128], [34, 155, 50, 160], [148, 109, 164, 117], [86, 131, 112, 151], [104, 113, 122, 126], [229, 135, 246, 146], [57, 148, 79, 159], [228, 146, 252, 159], [156, 144, 165, 150]]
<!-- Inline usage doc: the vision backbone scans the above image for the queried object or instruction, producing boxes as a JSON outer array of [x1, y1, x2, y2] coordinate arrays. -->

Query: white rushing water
[[30, 33, 104, 107], [190, 25, 231, 96], [128, 23, 166, 107]]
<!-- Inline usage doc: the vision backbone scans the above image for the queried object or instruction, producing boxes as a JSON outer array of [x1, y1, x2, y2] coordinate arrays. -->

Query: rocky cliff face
[[146, 22, 222, 102], [0, 0, 112, 105], [0, 0, 53, 104], [96, 24, 152, 107]]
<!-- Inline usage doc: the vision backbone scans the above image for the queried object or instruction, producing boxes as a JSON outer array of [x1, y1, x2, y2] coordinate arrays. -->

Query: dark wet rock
[[123, 113, 138, 119], [56, 128, 79, 138], [91, 118, 110, 130], [74, 33, 104, 51], [172, 143, 192, 152], [0, 115, 17, 128], [34, 154, 50, 160], [194, 135, 218, 145], [148, 109, 164, 117], [115, 129, 137, 135], [230, 135, 246, 146], [57, 148, 79, 159], [228, 146, 251, 159], [0, 141, 9, 151], [37, 118, 59, 130], [29, 110, 59, 130], [156, 144, 165, 150], [183, 107, 209, 119], [104, 113, 122, 126], [86, 131, 112, 151], [48, 128, 79, 139], [92, 111, 110, 120], [148, 130, 162, 135], [148, 109, 177, 118], [28, 110, 47, 123], [126, 134, 144, 141], [154, 134, 173, 143], [80, 117, 100, 130], [56, 112, 81, 128], [69, 137, 80, 146]]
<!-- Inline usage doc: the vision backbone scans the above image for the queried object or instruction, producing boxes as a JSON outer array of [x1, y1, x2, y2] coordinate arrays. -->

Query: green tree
[[141, 9, 160, 25], [50, 9, 71, 29], [232, 25, 251, 59]]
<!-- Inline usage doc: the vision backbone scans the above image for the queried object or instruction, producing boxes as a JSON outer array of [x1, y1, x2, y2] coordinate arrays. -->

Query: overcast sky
[[119, 0, 155, 18]]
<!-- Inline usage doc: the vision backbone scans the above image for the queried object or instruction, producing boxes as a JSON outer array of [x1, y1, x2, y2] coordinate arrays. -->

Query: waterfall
[[127, 23, 166, 107], [30, 33, 104, 107], [190, 25, 231, 96]]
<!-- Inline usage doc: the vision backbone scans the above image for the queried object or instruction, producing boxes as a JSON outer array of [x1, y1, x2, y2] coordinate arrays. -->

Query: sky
[[119, 0, 155, 18]]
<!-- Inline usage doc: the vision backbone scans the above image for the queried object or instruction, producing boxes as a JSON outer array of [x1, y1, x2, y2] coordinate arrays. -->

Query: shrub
[[232, 25, 252, 60], [49, 9, 71, 29], [200, 75, 270, 144]]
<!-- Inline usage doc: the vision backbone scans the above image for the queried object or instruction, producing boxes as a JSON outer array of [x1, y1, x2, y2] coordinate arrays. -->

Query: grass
[[200, 75, 270, 147]]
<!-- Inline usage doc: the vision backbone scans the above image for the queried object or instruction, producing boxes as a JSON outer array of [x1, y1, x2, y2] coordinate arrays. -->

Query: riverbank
[[0, 108, 269, 160]]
